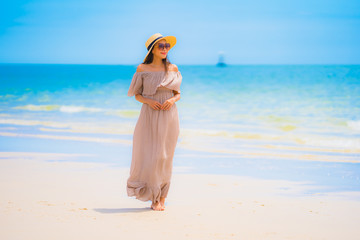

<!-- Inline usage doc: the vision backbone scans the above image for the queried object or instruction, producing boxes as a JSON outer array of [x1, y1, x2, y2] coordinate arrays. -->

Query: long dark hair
[[143, 44, 171, 75]]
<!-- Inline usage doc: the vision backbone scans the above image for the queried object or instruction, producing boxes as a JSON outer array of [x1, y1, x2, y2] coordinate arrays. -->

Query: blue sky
[[1, 0, 359, 64]]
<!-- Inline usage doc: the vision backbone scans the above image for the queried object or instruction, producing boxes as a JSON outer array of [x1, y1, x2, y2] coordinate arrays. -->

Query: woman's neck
[[151, 56, 164, 66]]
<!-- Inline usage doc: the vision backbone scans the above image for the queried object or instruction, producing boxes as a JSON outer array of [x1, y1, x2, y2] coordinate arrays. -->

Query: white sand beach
[[1, 151, 360, 240]]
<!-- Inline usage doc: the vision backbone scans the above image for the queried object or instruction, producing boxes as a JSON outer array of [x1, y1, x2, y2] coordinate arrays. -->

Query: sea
[[0, 63, 359, 194]]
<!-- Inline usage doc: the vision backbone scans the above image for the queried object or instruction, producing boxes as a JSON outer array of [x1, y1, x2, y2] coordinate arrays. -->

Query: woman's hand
[[161, 98, 175, 111], [146, 98, 162, 110]]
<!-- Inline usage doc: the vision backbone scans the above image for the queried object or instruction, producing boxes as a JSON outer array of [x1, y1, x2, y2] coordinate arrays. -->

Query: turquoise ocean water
[[0, 64, 359, 193]]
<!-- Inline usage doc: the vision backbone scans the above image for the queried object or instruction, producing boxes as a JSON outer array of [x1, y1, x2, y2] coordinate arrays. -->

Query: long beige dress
[[126, 70, 182, 204]]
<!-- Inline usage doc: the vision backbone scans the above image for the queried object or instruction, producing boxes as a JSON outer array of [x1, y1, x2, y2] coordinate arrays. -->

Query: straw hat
[[143, 33, 177, 62]]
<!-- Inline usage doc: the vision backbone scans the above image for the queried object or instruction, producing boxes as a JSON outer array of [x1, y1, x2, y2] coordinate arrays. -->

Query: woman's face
[[151, 39, 169, 60]]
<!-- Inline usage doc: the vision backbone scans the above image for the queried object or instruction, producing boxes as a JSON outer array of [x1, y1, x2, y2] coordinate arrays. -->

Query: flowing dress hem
[[127, 181, 171, 203]]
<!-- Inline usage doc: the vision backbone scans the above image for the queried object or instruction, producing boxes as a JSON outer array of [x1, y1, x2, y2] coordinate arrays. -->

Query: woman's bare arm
[[161, 90, 181, 110], [135, 94, 162, 110], [171, 90, 181, 103]]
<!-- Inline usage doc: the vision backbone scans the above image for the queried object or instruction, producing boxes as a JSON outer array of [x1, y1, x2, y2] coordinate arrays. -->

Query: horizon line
[[1, 62, 360, 66]]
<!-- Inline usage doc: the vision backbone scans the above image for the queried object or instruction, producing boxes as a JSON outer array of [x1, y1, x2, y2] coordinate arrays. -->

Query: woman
[[126, 33, 182, 211]]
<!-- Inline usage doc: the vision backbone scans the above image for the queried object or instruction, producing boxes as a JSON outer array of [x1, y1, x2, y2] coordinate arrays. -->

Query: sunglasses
[[157, 43, 171, 50]]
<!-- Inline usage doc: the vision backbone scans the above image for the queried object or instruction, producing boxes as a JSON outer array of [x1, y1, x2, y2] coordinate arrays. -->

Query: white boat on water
[[216, 51, 227, 67]]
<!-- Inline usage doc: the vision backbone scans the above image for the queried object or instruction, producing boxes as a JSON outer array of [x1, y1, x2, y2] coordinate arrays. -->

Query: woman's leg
[[151, 200, 163, 211], [160, 197, 166, 209]]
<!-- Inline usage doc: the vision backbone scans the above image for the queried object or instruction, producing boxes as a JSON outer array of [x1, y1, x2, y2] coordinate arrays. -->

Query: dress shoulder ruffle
[[127, 72, 144, 97], [127, 71, 182, 97]]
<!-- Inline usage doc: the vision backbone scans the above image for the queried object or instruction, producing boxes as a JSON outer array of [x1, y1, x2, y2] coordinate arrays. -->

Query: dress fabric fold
[[126, 70, 182, 204]]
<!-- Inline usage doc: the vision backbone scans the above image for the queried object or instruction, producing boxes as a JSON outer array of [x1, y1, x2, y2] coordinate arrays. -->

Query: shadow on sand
[[93, 207, 154, 213]]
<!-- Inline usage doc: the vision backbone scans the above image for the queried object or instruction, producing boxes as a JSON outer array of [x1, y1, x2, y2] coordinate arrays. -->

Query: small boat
[[216, 51, 227, 67]]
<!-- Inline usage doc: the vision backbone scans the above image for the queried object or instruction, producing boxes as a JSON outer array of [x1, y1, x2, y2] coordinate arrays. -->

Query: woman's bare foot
[[160, 197, 166, 210], [151, 201, 163, 211]]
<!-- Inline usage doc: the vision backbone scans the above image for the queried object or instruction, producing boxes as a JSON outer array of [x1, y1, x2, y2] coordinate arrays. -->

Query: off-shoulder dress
[[126, 70, 182, 204]]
